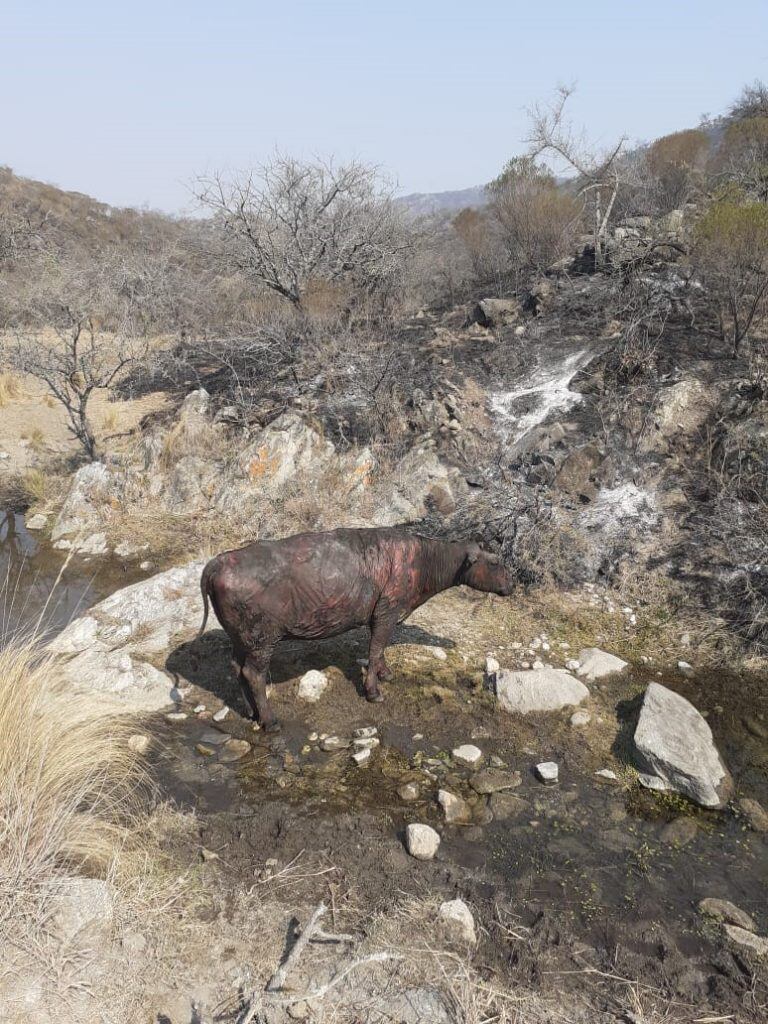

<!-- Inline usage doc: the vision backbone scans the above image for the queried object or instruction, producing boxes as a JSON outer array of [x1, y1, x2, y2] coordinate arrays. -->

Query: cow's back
[[215, 528, 406, 638]]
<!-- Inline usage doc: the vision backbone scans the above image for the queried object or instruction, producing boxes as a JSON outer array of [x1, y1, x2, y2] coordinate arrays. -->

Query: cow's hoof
[[365, 691, 384, 703]]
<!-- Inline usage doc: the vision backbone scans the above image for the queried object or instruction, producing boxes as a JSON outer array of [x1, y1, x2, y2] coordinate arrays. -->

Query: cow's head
[[457, 544, 516, 597]]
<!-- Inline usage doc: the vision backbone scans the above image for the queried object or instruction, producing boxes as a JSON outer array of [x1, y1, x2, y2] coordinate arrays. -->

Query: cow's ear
[[464, 544, 481, 565]]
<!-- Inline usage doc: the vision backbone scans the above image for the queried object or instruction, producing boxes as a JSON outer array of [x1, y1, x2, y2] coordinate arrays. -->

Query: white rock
[[723, 926, 768, 957], [51, 462, 121, 542], [532, 660, 545, 670], [353, 726, 378, 739], [297, 669, 330, 703], [48, 615, 100, 654], [452, 744, 483, 767], [678, 660, 694, 675], [353, 736, 380, 750], [405, 823, 441, 860], [595, 768, 618, 780], [536, 762, 559, 784], [213, 706, 230, 722], [633, 682, 732, 807], [570, 710, 591, 727], [510, 642, 522, 650], [166, 712, 188, 722], [437, 789, 472, 824], [114, 541, 149, 559], [429, 646, 448, 661], [438, 899, 477, 944], [352, 748, 371, 765], [485, 656, 500, 677], [577, 648, 628, 681], [128, 734, 150, 754], [495, 668, 589, 714], [193, 704, 206, 714], [25, 513, 48, 530]]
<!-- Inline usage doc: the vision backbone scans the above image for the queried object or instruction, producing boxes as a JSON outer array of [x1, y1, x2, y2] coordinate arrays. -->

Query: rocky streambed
[[3, 518, 768, 1020]]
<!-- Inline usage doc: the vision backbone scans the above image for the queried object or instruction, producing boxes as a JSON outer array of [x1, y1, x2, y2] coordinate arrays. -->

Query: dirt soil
[[133, 588, 768, 1023]]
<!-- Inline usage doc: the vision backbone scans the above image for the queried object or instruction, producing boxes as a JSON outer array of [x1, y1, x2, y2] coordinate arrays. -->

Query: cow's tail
[[197, 557, 219, 638]]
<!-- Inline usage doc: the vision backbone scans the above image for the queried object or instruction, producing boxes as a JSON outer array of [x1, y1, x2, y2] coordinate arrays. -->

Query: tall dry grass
[[0, 371, 23, 407], [0, 638, 145, 935]]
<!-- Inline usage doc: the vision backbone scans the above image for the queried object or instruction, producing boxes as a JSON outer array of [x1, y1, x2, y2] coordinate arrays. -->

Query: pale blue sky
[[2, 1, 766, 212]]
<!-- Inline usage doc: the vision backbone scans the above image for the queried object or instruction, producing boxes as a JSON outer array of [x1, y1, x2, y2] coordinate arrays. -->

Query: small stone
[[438, 789, 472, 824], [595, 768, 618, 781], [565, 659, 580, 671], [438, 899, 476, 944], [353, 726, 378, 739], [520, 661, 530, 670], [469, 769, 522, 794], [297, 669, 330, 703], [219, 739, 251, 762], [677, 660, 694, 675], [452, 744, 483, 767], [488, 793, 529, 820], [430, 647, 448, 661], [165, 712, 188, 722], [532, 660, 545, 670], [128, 734, 150, 754], [200, 847, 220, 862], [398, 782, 420, 801], [352, 748, 371, 765], [195, 743, 216, 757], [213, 706, 230, 722], [570, 710, 591, 727], [535, 762, 558, 784], [26, 513, 48, 530], [412, 733, 424, 741], [485, 656, 500, 677], [193, 704, 206, 714], [738, 797, 768, 832], [353, 736, 380, 750], [321, 735, 350, 752], [405, 823, 440, 860], [723, 926, 768, 957], [199, 728, 229, 746], [699, 898, 756, 932], [139, 560, 154, 571], [308, 732, 319, 742], [577, 648, 628, 681]]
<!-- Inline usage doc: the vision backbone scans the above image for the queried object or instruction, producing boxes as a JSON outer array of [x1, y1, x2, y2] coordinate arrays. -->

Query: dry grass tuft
[[0, 371, 23, 407], [0, 638, 146, 936]]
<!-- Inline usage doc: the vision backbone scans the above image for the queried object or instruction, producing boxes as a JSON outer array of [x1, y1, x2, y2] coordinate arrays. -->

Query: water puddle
[[0, 510, 142, 644]]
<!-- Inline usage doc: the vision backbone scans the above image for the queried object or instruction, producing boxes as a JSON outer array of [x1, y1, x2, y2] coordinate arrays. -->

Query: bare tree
[[526, 86, 627, 267], [194, 156, 413, 312], [4, 254, 149, 459]]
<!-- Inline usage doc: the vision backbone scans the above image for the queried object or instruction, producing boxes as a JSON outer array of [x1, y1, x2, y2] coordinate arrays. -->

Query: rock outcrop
[[49, 561, 210, 711]]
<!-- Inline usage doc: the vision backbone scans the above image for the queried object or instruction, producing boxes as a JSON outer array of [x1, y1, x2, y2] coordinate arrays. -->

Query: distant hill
[[396, 184, 488, 218]]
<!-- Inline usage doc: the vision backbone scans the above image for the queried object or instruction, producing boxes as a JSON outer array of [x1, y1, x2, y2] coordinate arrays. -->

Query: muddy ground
[[136, 587, 768, 1022]]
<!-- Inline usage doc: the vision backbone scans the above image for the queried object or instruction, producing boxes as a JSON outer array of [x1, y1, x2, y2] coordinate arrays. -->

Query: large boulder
[[495, 668, 589, 714], [49, 561, 210, 711], [632, 682, 733, 808]]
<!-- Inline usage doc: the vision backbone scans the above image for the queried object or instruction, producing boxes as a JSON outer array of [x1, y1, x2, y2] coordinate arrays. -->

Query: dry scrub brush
[[0, 638, 146, 938]]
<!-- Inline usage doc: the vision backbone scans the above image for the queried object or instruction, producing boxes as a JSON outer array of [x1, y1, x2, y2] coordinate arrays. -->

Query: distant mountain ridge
[[396, 184, 488, 217]]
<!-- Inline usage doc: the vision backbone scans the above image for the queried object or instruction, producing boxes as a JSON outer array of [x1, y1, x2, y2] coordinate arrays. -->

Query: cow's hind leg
[[241, 646, 279, 732]]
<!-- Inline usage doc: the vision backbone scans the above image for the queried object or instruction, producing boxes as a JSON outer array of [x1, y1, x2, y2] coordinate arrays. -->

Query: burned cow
[[198, 527, 516, 730]]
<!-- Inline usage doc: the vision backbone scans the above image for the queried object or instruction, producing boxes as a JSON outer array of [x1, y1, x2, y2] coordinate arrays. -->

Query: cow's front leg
[[241, 648, 279, 732], [366, 609, 398, 702]]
